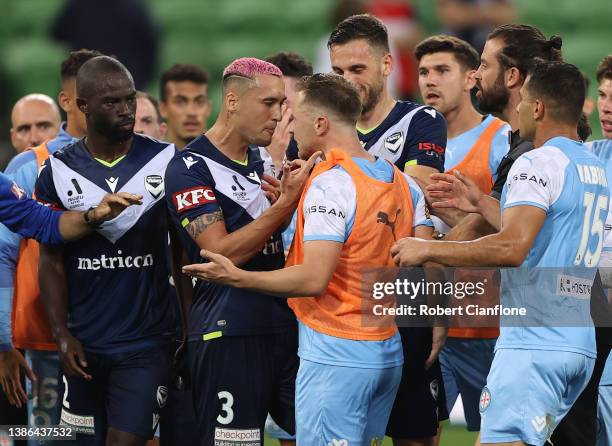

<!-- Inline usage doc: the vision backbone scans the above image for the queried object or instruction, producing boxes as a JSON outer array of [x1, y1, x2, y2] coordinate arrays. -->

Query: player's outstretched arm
[[391, 205, 546, 267], [39, 245, 91, 381], [184, 152, 320, 267], [58, 192, 143, 241], [183, 240, 343, 297], [427, 171, 502, 230]]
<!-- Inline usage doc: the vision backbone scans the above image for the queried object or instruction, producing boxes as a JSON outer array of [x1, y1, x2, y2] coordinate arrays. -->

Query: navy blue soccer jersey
[[35, 135, 176, 354], [359, 101, 447, 172], [164, 135, 295, 341]]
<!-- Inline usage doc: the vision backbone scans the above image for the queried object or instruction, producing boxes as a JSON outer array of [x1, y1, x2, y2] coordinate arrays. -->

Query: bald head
[[10, 94, 61, 152], [77, 56, 134, 99], [75, 56, 137, 143]]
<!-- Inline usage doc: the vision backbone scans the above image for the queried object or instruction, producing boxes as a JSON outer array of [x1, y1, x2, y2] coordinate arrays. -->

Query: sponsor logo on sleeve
[[510, 172, 547, 188], [418, 142, 444, 155], [172, 186, 216, 212]]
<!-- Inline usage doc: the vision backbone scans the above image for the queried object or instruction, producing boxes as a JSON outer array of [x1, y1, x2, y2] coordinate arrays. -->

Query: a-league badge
[[479, 387, 491, 413]]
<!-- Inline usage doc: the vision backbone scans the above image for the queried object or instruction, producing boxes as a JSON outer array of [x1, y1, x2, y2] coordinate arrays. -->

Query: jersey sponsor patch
[[556, 274, 592, 299], [214, 427, 260, 444], [172, 186, 216, 212], [418, 142, 444, 155]]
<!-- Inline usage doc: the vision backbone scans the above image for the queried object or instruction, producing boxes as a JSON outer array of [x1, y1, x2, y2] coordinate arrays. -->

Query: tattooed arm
[[185, 202, 295, 267]]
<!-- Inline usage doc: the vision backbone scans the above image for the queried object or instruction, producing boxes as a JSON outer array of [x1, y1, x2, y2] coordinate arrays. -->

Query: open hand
[[182, 250, 242, 286], [426, 170, 484, 214]]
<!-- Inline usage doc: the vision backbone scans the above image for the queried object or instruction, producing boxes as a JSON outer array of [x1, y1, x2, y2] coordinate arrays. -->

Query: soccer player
[[328, 14, 448, 445], [164, 57, 316, 446], [392, 61, 605, 446], [262, 51, 314, 172], [414, 34, 509, 439], [182, 72, 434, 445], [10, 94, 61, 153], [159, 64, 211, 149], [428, 28, 607, 446], [0, 49, 102, 438], [36, 56, 176, 446], [585, 54, 612, 446], [135, 91, 166, 139]]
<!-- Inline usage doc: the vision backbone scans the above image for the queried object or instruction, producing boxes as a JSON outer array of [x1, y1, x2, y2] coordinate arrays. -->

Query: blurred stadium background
[[0, 1, 609, 443]]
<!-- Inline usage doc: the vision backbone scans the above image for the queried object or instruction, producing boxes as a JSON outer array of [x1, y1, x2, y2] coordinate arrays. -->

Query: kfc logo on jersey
[[173, 186, 216, 212]]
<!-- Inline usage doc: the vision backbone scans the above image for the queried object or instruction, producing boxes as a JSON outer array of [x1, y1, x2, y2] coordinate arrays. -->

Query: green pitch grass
[[265, 423, 478, 445]]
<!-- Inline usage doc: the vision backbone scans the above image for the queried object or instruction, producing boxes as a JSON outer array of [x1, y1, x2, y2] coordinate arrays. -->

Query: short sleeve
[[399, 107, 447, 172], [303, 169, 355, 243], [164, 152, 221, 228], [503, 148, 566, 213]]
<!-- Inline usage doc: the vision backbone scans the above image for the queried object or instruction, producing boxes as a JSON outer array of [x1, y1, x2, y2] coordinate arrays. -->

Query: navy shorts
[[439, 338, 496, 431], [59, 344, 171, 445], [188, 327, 298, 446], [386, 327, 449, 439]]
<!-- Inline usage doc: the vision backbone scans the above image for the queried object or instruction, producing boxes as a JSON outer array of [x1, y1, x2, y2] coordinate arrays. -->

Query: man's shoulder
[[392, 101, 442, 129], [5, 150, 38, 177]]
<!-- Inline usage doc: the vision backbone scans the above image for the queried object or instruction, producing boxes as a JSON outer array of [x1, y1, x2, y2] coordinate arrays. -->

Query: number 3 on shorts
[[217, 391, 234, 424]]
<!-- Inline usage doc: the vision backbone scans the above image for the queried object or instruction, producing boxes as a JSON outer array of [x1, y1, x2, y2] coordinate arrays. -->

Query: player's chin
[[252, 133, 273, 147]]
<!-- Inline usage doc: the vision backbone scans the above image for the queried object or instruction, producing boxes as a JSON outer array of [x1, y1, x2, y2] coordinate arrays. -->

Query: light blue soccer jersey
[[498, 137, 609, 358], [587, 138, 612, 385], [586, 138, 612, 194], [444, 114, 510, 180]]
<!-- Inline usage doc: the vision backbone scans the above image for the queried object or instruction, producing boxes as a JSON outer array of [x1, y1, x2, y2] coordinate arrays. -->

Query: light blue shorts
[[296, 359, 401, 446], [480, 348, 594, 445]]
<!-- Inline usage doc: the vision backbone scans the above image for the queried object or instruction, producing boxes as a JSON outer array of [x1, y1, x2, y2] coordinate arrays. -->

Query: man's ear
[[314, 115, 329, 137], [506, 66, 523, 90], [465, 69, 477, 91], [533, 99, 545, 121], [226, 91, 239, 113], [382, 52, 393, 78], [58, 91, 71, 113], [159, 101, 168, 119]]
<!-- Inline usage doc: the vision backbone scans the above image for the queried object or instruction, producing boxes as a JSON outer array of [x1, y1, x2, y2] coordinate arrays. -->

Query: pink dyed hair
[[222, 57, 282, 80]]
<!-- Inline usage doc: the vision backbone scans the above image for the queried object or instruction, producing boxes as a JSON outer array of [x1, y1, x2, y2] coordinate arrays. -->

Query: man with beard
[[414, 35, 510, 442], [328, 14, 448, 446], [393, 60, 605, 446], [424, 27, 608, 446], [35, 56, 176, 446]]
